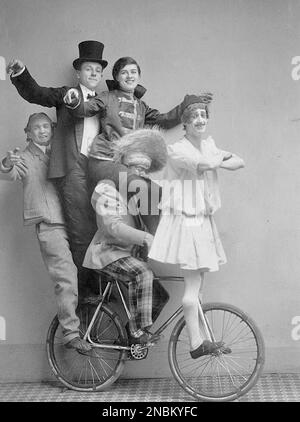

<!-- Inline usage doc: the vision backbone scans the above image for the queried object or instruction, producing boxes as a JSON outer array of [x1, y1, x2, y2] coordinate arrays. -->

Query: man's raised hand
[[63, 88, 80, 106], [14, 161, 29, 178], [4, 148, 25, 168], [6, 59, 25, 76]]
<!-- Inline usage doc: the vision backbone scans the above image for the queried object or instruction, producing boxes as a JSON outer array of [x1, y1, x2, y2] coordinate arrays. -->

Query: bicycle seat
[[95, 268, 132, 290]]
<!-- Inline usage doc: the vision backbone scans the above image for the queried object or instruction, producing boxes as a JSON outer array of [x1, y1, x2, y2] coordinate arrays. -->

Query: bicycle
[[46, 272, 265, 402]]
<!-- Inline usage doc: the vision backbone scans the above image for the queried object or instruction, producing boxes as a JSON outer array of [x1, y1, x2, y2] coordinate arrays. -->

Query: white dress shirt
[[79, 84, 100, 157]]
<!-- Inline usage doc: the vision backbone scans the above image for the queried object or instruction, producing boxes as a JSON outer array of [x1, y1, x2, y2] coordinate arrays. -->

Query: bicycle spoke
[[86, 358, 94, 385], [226, 324, 252, 346], [76, 358, 88, 385], [191, 355, 215, 379], [227, 335, 256, 347], [228, 349, 258, 355], [220, 356, 241, 386], [61, 353, 87, 381], [179, 357, 210, 375], [221, 313, 242, 341], [96, 321, 114, 338], [216, 359, 224, 394], [216, 354, 249, 383], [220, 353, 255, 374], [87, 358, 104, 382]]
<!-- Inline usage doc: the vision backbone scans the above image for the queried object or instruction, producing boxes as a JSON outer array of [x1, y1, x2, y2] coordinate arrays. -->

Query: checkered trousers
[[103, 256, 153, 337]]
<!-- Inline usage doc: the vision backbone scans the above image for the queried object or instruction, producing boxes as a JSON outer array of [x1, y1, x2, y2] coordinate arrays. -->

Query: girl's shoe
[[190, 340, 230, 359]]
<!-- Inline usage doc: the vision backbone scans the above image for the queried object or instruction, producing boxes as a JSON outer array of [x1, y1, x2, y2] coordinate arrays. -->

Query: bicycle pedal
[[219, 345, 232, 355]]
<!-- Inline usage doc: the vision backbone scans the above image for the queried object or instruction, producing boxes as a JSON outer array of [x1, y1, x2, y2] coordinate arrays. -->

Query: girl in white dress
[[149, 95, 245, 358]]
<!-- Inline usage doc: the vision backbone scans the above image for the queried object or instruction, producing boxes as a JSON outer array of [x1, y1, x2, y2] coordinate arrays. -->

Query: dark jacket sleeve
[[143, 99, 184, 129], [10, 67, 68, 108], [67, 91, 108, 118]]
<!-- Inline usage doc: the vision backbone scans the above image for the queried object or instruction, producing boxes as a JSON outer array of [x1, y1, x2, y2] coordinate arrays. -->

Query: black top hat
[[73, 40, 108, 70]]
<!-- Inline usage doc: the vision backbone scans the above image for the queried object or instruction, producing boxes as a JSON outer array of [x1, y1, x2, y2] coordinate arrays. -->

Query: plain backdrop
[[0, 0, 300, 380]]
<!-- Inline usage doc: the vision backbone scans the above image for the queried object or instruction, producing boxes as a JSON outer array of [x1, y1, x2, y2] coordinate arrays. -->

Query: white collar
[[33, 142, 47, 154], [79, 84, 96, 101], [182, 135, 212, 152]]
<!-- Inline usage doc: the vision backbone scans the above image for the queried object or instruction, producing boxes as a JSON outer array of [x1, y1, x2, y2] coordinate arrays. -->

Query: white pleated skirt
[[148, 213, 227, 271]]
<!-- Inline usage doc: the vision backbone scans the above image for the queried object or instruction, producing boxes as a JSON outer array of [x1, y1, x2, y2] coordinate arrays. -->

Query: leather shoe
[[65, 337, 92, 352], [190, 340, 226, 359]]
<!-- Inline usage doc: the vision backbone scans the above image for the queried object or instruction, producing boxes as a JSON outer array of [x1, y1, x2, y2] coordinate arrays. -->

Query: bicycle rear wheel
[[46, 303, 127, 392], [168, 302, 265, 402]]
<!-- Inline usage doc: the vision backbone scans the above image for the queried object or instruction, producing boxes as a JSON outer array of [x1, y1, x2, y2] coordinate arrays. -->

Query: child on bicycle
[[83, 128, 168, 343], [149, 94, 245, 358], [0, 112, 91, 352]]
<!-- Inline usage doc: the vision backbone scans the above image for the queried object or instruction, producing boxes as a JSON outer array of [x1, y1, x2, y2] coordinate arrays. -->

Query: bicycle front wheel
[[47, 303, 127, 392], [168, 302, 265, 402]]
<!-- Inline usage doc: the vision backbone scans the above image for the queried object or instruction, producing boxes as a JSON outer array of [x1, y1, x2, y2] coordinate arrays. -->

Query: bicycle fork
[[198, 300, 216, 342]]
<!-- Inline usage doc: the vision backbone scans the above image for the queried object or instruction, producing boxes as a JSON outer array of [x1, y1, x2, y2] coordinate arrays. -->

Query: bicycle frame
[[83, 276, 214, 351]]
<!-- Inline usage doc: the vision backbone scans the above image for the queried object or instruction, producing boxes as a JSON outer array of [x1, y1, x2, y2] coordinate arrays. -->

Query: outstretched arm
[[199, 138, 245, 172], [144, 92, 213, 130], [144, 102, 182, 129], [168, 143, 228, 175], [7, 59, 67, 108], [220, 153, 245, 170]]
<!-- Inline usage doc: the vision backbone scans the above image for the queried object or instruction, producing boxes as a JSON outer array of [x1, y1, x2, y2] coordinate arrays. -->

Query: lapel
[[127, 195, 146, 231], [27, 141, 49, 164], [74, 85, 84, 151]]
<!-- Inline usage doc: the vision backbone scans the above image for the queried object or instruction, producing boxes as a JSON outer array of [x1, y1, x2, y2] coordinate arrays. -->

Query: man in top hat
[[6, 41, 108, 296]]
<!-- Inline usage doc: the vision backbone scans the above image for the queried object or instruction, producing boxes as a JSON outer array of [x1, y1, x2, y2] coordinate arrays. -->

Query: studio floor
[[0, 373, 300, 402]]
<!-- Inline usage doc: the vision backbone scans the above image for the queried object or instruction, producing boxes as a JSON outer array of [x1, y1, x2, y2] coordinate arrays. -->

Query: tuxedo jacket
[[11, 68, 85, 179]]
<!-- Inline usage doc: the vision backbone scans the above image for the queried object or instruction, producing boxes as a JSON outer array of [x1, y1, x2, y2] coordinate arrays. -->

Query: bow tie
[[87, 93, 97, 99]]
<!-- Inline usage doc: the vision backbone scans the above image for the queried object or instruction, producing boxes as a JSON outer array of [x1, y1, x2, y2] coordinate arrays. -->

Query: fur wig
[[113, 128, 168, 173]]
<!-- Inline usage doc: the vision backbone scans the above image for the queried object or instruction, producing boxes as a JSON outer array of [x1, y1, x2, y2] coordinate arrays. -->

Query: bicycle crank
[[130, 344, 148, 360]]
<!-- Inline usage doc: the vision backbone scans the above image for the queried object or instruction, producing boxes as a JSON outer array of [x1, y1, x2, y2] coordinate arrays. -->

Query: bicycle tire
[[46, 302, 127, 392], [168, 302, 265, 402]]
